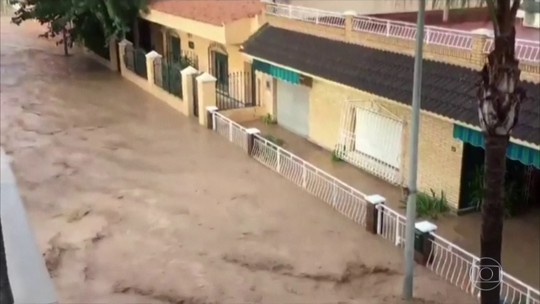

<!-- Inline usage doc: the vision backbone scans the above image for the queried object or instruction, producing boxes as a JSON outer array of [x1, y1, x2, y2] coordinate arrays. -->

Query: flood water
[[1, 17, 477, 303]]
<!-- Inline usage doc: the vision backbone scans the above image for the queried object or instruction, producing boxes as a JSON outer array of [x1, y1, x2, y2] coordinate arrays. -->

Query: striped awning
[[252, 59, 300, 84], [453, 125, 540, 169]]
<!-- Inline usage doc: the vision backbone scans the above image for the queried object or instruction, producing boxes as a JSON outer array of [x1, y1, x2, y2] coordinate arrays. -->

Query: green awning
[[253, 59, 300, 84], [453, 124, 540, 169]]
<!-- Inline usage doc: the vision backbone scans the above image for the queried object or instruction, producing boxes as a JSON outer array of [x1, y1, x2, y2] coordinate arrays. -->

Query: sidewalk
[[244, 120, 540, 289]]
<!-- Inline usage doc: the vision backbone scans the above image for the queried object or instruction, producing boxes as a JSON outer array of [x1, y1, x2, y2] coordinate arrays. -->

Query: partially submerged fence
[[216, 71, 258, 111], [208, 109, 540, 304]]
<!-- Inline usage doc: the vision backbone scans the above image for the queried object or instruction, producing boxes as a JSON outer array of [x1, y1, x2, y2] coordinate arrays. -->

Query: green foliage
[[261, 114, 277, 125], [264, 134, 284, 147], [10, 0, 148, 51], [402, 189, 450, 220]]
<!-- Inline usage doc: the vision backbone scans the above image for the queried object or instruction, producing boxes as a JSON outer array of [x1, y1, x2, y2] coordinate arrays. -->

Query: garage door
[[277, 80, 310, 137]]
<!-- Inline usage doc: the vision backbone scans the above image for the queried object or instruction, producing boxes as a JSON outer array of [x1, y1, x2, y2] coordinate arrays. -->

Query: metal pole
[[403, 0, 426, 300]]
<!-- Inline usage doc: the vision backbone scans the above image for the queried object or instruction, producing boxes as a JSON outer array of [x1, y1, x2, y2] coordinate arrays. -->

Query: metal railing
[[213, 112, 249, 151], [261, 0, 540, 61], [210, 111, 540, 304], [377, 204, 406, 247], [427, 234, 540, 304], [124, 45, 147, 79], [352, 17, 474, 50], [215, 71, 257, 111], [483, 38, 540, 63]]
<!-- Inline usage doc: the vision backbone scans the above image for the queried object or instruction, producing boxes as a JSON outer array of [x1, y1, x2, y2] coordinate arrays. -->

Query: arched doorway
[[208, 43, 229, 89]]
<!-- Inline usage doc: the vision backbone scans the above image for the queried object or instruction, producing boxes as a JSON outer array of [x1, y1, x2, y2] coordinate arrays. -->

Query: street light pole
[[403, 0, 426, 300]]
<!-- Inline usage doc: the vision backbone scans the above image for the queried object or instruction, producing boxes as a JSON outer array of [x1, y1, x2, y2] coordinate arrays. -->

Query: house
[[239, 2, 540, 214], [137, 0, 264, 81]]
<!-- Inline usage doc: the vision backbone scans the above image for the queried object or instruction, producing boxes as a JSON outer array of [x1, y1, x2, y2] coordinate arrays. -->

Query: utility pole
[[403, 0, 426, 300]]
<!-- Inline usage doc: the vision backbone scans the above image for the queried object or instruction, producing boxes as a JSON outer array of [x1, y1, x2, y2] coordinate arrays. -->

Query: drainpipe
[[402, 0, 426, 300]]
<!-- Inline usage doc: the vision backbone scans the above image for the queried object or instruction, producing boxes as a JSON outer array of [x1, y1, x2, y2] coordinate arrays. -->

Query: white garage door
[[277, 80, 310, 137], [355, 107, 403, 169]]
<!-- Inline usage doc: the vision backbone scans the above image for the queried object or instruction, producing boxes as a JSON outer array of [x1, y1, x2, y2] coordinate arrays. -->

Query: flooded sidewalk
[[0, 17, 478, 303], [244, 120, 540, 289]]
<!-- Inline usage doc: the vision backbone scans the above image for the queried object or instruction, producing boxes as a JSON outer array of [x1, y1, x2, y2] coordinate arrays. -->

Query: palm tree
[[435, 0, 526, 303]]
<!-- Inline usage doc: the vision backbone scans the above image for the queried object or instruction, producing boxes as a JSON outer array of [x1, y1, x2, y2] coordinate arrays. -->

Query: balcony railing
[[262, 0, 540, 63]]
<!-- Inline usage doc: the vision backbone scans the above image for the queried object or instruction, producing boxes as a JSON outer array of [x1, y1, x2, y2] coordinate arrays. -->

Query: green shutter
[[453, 124, 540, 169]]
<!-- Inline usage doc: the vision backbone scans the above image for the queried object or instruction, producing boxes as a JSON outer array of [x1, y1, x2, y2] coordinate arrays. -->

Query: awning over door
[[453, 125, 540, 169], [252, 59, 300, 84]]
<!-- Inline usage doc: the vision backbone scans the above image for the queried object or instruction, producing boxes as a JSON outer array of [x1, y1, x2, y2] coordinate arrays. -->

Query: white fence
[[483, 38, 540, 63], [210, 111, 540, 304], [261, 0, 540, 62], [213, 112, 249, 152], [251, 134, 368, 226]]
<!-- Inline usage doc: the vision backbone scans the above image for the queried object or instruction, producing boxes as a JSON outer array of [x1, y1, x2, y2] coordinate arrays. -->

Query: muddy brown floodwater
[[0, 17, 476, 303]]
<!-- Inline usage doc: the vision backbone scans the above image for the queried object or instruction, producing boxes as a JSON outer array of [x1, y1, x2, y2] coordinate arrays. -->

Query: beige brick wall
[[308, 80, 464, 208]]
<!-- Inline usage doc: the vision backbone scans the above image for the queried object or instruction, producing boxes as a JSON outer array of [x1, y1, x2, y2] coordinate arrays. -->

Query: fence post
[[206, 106, 218, 130], [386, 20, 391, 36], [196, 72, 217, 127], [246, 128, 261, 156], [118, 39, 133, 75], [470, 258, 479, 294], [365, 195, 385, 234], [181, 66, 199, 117], [343, 11, 356, 42], [413, 221, 437, 266], [145, 51, 161, 85]]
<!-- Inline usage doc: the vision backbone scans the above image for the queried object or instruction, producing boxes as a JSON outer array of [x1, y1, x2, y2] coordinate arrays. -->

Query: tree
[[476, 1, 525, 303], [10, 0, 148, 55], [432, 0, 525, 303]]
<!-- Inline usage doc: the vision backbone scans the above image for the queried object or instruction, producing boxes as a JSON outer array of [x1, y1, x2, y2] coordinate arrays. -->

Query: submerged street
[[0, 17, 475, 303]]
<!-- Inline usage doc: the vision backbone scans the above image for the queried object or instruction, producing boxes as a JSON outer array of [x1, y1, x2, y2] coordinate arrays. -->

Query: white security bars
[[211, 111, 540, 304], [261, 0, 540, 62]]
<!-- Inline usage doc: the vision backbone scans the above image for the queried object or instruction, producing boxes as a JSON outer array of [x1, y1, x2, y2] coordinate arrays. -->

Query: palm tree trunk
[[480, 134, 508, 304], [477, 8, 524, 300]]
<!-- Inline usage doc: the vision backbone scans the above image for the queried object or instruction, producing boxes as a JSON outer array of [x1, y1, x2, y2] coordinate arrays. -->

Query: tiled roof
[[148, 0, 263, 26], [243, 25, 540, 146]]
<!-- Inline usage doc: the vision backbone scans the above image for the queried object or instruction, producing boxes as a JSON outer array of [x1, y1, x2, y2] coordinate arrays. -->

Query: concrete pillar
[[343, 10, 357, 42], [206, 106, 219, 130], [118, 39, 133, 74], [145, 51, 162, 85], [196, 72, 217, 126], [413, 221, 438, 266], [246, 128, 261, 155], [181, 66, 199, 117], [109, 38, 119, 72], [365, 195, 386, 234]]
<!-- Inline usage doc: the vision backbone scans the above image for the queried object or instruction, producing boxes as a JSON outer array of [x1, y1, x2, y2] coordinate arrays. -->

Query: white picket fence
[[210, 111, 540, 304], [261, 0, 540, 62]]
